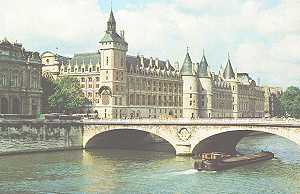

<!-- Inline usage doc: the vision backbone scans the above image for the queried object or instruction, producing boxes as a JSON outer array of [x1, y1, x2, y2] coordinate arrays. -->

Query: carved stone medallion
[[177, 128, 191, 141]]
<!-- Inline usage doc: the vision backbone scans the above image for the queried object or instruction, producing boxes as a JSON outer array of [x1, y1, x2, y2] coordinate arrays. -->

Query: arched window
[[0, 98, 8, 114], [0, 74, 6, 87], [12, 97, 21, 114], [31, 71, 39, 89], [99, 86, 112, 106], [11, 71, 19, 87]]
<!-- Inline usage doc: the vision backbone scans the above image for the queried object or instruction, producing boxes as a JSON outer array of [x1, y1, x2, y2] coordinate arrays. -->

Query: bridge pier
[[175, 143, 192, 156]]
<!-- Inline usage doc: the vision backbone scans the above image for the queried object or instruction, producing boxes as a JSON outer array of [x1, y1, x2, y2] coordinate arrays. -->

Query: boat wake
[[171, 169, 198, 175]]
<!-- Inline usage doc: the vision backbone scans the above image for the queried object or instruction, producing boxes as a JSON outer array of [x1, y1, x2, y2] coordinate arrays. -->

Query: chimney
[[140, 55, 144, 69], [155, 58, 159, 69], [150, 57, 153, 68]]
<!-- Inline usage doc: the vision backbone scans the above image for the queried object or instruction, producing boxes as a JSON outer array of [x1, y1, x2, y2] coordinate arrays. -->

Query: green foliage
[[41, 76, 56, 113], [48, 76, 91, 113], [279, 86, 300, 119]]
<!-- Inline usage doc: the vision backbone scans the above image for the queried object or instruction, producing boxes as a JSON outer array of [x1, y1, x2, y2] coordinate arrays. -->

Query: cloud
[[1, 0, 105, 55], [1, 0, 299, 87]]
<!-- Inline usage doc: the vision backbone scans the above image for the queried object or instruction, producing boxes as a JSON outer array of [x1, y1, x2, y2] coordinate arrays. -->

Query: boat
[[194, 151, 274, 171]]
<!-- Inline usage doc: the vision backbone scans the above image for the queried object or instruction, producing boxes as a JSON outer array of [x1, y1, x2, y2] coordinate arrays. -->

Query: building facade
[[263, 86, 283, 117], [42, 10, 265, 119], [0, 38, 42, 115]]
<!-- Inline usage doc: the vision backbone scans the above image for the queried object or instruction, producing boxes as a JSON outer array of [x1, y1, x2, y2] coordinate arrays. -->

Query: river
[[0, 134, 299, 194]]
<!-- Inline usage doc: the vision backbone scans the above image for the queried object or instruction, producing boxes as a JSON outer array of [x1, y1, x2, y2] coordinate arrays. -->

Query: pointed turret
[[223, 54, 235, 79], [180, 50, 193, 76], [107, 10, 116, 33], [100, 10, 127, 45], [198, 50, 209, 77]]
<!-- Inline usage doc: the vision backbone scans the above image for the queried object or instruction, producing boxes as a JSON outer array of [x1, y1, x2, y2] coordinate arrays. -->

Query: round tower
[[180, 49, 200, 119], [198, 52, 213, 118]]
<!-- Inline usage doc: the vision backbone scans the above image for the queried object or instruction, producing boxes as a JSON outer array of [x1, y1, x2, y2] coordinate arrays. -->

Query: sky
[[1, 0, 299, 88]]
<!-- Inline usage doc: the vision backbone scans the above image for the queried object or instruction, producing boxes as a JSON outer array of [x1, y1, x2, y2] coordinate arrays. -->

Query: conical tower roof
[[198, 53, 209, 77], [107, 10, 116, 33], [109, 10, 116, 25], [180, 51, 193, 76], [223, 58, 235, 79]]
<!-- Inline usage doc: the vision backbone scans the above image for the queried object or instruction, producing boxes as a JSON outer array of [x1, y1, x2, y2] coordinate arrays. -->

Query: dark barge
[[194, 151, 274, 171]]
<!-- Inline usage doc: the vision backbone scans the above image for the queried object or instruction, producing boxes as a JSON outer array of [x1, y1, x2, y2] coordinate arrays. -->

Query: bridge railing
[[82, 118, 300, 125]]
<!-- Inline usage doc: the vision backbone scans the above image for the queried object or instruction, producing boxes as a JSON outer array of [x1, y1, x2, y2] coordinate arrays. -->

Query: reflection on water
[[0, 134, 299, 193]]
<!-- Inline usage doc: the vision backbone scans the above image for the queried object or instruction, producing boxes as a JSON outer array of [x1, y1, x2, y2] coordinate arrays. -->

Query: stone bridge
[[82, 119, 300, 156]]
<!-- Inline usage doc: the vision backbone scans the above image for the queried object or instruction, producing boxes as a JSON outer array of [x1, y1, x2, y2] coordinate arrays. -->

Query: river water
[[0, 134, 299, 194]]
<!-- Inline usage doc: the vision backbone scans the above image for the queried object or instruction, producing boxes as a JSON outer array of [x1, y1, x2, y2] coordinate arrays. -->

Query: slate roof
[[180, 52, 193, 76], [198, 55, 209, 77], [223, 59, 235, 79], [100, 32, 127, 44], [69, 52, 101, 66], [126, 55, 176, 73], [0, 38, 41, 63]]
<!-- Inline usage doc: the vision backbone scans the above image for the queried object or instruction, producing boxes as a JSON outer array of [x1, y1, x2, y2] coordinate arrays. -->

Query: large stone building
[[0, 38, 42, 115], [42, 10, 265, 119], [263, 86, 283, 117]]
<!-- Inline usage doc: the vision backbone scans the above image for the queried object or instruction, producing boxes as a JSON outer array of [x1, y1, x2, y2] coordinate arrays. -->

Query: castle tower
[[180, 49, 200, 118], [223, 55, 239, 118], [98, 10, 128, 119], [198, 51, 213, 118]]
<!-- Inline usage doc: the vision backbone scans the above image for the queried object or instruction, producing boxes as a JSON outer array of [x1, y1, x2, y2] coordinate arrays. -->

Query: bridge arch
[[83, 126, 178, 154], [191, 127, 300, 155]]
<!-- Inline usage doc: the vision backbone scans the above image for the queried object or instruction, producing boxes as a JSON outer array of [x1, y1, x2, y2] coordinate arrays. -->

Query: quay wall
[[0, 120, 83, 155]]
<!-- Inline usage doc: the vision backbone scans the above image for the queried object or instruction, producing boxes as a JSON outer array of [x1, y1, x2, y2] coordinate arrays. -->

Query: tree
[[279, 86, 300, 119], [41, 76, 56, 113], [48, 76, 91, 113]]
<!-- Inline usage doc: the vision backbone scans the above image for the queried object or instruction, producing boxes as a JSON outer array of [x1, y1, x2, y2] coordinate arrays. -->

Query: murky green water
[[0, 134, 299, 194]]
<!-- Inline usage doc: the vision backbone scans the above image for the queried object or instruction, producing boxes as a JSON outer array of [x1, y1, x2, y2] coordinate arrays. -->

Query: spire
[[107, 9, 116, 33], [180, 48, 193, 76], [223, 53, 235, 79], [198, 49, 209, 77]]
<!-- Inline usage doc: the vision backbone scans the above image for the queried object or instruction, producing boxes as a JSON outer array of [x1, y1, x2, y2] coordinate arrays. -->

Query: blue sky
[[1, 0, 299, 87]]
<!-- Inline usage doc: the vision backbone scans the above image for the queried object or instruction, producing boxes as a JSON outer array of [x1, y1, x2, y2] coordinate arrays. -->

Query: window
[[88, 84, 92, 88], [106, 57, 109, 66], [96, 77, 100, 82], [0, 74, 6, 87], [71, 67, 74, 72], [190, 101, 192, 106], [92, 66, 96, 71], [190, 94, 192, 98], [11, 74, 18, 87], [88, 77, 92, 82], [81, 78, 85, 82], [96, 84, 100, 88], [89, 68, 92, 72]]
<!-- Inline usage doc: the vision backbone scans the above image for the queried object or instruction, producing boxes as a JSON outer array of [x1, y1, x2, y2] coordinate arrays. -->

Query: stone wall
[[0, 120, 83, 155]]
